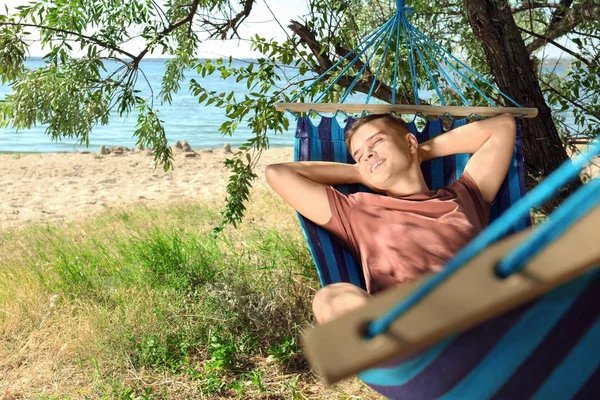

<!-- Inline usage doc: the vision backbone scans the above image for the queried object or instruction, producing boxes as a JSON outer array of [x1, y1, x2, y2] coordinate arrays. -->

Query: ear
[[406, 133, 419, 154]]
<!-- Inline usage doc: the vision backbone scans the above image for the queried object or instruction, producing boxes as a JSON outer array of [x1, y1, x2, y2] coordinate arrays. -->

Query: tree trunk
[[463, 0, 572, 186]]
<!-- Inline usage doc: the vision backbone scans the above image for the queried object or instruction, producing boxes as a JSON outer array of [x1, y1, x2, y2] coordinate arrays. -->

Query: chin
[[367, 181, 387, 194]]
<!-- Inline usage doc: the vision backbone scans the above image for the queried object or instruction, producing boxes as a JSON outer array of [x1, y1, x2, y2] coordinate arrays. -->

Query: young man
[[265, 113, 516, 324]]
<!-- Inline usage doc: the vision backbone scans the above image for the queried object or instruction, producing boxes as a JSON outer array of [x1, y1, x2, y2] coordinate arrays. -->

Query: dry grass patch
[[0, 192, 380, 399]]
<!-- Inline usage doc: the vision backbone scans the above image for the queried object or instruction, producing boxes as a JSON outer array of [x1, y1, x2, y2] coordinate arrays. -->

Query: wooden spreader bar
[[302, 205, 600, 385], [275, 103, 539, 118]]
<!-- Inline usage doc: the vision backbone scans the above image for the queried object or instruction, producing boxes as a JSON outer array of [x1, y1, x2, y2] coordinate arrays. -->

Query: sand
[[2, 143, 598, 231], [0, 147, 294, 231]]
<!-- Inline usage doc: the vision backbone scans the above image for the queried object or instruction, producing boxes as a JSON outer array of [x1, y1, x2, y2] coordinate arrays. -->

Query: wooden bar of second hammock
[[276, 103, 538, 118], [302, 205, 600, 385]]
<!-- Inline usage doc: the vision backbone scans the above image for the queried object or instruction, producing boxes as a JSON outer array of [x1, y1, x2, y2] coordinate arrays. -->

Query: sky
[[4, 0, 312, 59], [4, 0, 572, 60]]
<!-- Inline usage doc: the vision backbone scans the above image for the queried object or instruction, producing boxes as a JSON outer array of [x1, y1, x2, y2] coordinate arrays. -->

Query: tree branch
[[133, 0, 201, 65], [519, 26, 593, 68], [526, 0, 600, 54], [202, 0, 255, 40], [0, 21, 137, 59], [150, 0, 169, 27], [548, 0, 574, 26], [512, 2, 562, 13], [539, 77, 600, 120], [288, 20, 412, 104], [572, 29, 600, 41]]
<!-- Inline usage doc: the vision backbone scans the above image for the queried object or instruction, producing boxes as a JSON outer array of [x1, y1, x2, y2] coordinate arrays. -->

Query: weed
[[267, 335, 299, 366], [205, 327, 238, 371], [131, 228, 220, 291], [113, 385, 156, 400], [198, 369, 227, 396], [244, 370, 266, 393], [131, 331, 200, 372]]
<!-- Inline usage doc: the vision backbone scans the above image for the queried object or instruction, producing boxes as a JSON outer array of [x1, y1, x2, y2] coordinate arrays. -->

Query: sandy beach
[[2, 143, 597, 231], [0, 146, 294, 230]]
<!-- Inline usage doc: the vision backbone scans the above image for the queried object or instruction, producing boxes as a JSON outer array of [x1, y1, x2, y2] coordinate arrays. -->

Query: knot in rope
[[396, 0, 414, 16]]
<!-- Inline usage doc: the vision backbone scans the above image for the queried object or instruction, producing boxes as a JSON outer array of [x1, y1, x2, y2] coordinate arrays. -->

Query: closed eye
[[355, 135, 385, 162]]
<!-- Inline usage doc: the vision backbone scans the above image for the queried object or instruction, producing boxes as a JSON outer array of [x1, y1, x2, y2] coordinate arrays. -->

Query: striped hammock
[[294, 114, 600, 399]]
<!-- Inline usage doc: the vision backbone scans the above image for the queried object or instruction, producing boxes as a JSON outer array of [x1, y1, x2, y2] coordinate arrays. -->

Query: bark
[[463, 0, 574, 188]]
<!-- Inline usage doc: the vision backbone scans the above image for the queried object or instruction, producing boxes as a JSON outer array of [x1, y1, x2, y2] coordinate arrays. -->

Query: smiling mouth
[[371, 159, 385, 173]]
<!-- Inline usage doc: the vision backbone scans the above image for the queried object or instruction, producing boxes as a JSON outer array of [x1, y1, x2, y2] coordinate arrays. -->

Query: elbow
[[498, 113, 517, 138], [265, 164, 278, 187], [265, 163, 289, 188]]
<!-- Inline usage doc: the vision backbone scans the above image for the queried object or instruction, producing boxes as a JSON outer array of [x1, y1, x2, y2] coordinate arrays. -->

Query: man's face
[[350, 119, 415, 190]]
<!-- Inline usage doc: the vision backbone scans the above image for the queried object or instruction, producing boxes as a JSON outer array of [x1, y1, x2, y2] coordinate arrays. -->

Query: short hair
[[345, 113, 410, 151]]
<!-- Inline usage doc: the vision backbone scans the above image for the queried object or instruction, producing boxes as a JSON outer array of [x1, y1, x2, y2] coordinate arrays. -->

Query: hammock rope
[[289, 0, 522, 111], [497, 175, 600, 278]]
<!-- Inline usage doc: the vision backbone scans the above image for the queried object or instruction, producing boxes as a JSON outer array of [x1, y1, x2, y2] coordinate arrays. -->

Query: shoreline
[[0, 146, 294, 231], [0, 143, 296, 154]]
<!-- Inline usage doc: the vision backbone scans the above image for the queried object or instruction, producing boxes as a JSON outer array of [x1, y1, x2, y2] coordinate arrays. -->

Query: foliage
[[131, 227, 221, 290], [0, 200, 333, 398], [0, 0, 598, 227], [267, 334, 299, 366]]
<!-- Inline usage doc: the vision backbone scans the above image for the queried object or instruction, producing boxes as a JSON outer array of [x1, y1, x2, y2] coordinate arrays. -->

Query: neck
[[384, 165, 430, 197]]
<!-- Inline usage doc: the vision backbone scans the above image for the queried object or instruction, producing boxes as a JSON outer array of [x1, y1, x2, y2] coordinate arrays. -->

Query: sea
[[0, 58, 301, 152], [0, 58, 572, 153]]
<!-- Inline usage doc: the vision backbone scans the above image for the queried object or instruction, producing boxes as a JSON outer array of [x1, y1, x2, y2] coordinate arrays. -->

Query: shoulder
[[323, 186, 386, 225], [324, 185, 357, 203], [324, 185, 379, 205], [322, 186, 357, 225], [450, 171, 492, 218]]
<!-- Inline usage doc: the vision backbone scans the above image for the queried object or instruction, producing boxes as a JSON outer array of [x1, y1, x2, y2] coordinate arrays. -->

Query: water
[[0, 58, 299, 152], [0, 58, 575, 152]]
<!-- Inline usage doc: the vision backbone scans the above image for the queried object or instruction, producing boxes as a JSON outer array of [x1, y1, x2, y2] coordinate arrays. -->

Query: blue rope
[[366, 15, 399, 103], [410, 27, 521, 108], [497, 176, 600, 278], [392, 14, 402, 104], [289, 0, 525, 111], [411, 33, 472, 106], [411, 31, 446, 105], [365, 138, 600, 338], [397, 0, 414, 17], [285, 109, 300, 119], [411, 27, 494, 106], [410, 30, 473, 106], [290, 20, 394, 103], [341, 16, 397, 103], [315, 18, 396, 104], [401, 15, 420, 104]]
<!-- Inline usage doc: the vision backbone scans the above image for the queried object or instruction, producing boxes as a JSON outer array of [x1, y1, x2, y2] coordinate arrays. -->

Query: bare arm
[[265, 162, 361, 225], [417, 113, 517, 203]]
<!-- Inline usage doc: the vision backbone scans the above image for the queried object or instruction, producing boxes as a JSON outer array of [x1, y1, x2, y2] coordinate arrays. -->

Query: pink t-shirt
[[323, 171, 491, 294]]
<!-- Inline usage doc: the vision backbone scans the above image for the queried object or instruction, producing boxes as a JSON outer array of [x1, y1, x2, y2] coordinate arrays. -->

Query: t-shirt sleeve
[[455, 171, 492, 229], [322, 185, 356, 245]]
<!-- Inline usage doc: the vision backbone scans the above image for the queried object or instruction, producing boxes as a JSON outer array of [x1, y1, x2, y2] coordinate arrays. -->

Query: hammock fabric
[[294, 115, 530, 288], [294, 115, 600, 399]]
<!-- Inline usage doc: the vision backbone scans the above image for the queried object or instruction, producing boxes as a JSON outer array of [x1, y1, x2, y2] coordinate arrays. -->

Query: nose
[[363, 146, 375, 160]]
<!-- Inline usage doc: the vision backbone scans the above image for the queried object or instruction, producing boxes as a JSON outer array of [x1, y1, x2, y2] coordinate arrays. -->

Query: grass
[[0, 192, 380, 399]]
